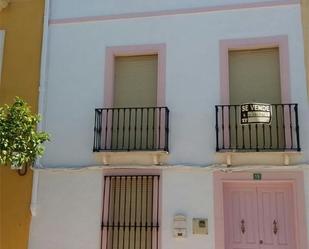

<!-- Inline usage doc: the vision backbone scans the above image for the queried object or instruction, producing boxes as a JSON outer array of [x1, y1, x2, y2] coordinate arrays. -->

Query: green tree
[[0, 97, 50, 175]]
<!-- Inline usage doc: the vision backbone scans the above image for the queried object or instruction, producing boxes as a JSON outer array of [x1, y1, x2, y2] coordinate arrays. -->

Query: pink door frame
[[103, 44, 166, 107], [213, 171, 308, 249]]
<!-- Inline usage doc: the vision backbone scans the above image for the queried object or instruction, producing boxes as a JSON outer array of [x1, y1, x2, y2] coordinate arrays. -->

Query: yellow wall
[[302, 0, 309, 97], [0, 1, 44, 249]]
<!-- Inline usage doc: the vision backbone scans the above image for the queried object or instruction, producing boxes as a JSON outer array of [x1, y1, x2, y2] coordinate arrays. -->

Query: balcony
[[215, 104, 300, 152], [93, 107, 169, 153]]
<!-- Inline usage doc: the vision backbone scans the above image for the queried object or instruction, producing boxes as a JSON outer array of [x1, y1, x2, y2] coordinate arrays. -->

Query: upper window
[[94, 50, 169, 152]]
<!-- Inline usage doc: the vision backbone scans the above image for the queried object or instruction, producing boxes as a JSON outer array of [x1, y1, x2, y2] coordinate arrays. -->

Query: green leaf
[[0, 97, 50, 169]]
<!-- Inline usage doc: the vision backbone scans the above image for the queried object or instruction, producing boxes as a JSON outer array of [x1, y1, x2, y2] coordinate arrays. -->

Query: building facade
[[29, 1, 309, 249], [0, 1, 45, 249]]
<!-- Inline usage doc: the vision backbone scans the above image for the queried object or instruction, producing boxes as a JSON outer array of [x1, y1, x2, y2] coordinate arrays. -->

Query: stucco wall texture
[[0, 1, 44, 249]]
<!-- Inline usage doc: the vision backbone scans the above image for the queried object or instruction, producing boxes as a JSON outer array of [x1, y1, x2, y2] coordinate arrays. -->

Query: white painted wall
[[29, 171, 103, 249], [41, 5, 309, 167], [28, 169, 214, 249], [50, 0, 291, 19], [162, 169, 214, 249], [29, 167, 309, 249]]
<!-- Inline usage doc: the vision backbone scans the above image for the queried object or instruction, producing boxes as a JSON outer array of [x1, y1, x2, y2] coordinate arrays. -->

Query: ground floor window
[[101, 175, 160, 249]]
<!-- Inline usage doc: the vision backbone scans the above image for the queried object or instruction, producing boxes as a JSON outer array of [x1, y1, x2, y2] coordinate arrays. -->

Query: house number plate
[[253, 173, 262, 180]]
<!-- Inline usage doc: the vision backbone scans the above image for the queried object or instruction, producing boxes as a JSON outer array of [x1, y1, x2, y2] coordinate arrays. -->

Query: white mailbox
[[173, 214, 187, 238]]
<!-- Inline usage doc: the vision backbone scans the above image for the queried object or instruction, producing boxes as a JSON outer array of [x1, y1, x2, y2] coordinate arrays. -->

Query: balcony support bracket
[[95, 151, 168, 166], [217, 151, 302, 166], [226, 154, 232, 167], [153, 154, 162, 166], [102, 154, 110, 166], [283, 154, 290, 166]]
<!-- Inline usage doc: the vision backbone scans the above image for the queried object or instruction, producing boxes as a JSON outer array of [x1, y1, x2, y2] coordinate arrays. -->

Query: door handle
[[273, 220, 278, 235], [240, 219, 245, 234]]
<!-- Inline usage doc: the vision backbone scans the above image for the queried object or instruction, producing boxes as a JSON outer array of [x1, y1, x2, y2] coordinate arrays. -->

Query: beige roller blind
[[114, 55, 158, 107], [228, 48, 283, 149], [102, 176, 160, 249], [112, 55, 158, 149], [229, 48, 281, 105]]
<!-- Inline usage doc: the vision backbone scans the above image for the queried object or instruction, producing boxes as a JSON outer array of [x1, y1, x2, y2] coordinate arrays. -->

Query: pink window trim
[[213, 171, 308, 249], [103, 44, 166, 107], [101, 169, 162, 249]]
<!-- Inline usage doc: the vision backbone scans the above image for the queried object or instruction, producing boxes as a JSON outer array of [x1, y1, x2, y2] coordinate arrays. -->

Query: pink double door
[[223, 182, 296, 249]]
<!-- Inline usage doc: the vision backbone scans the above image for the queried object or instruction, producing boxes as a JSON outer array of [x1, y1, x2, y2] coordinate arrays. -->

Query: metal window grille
[[101, 175, 160, 249]]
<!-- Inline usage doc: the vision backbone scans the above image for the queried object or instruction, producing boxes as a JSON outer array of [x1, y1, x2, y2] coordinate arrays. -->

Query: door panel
[[257, 185, 296, 249], [224, 184, 260, 249], [276, 192, 289, 246], [224, 183, 296, 249], [257, 188, 276, 247]]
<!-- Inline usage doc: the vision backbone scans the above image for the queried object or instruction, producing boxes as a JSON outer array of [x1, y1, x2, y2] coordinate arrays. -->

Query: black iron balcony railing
[[93, 107, 169, 152], [215, 104, 300, 152]]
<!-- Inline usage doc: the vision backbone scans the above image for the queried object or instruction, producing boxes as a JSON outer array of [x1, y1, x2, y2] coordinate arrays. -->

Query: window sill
[[94, 150, 169, 166], [216, 151, 303, 166]]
